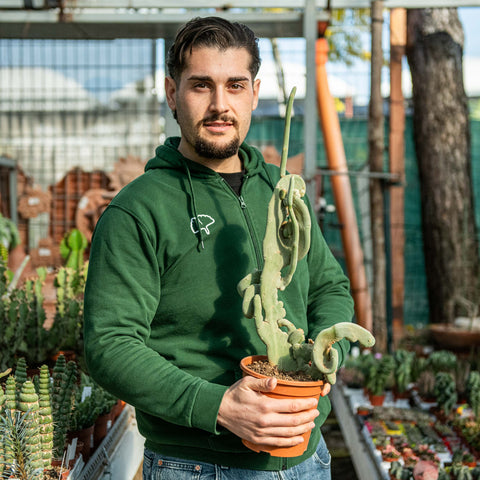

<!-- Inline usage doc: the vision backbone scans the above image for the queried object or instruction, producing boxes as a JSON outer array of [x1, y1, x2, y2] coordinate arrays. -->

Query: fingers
[[244, 374, 277, 393], [320, 383, 331, 396], [217, 376, 321, 447]]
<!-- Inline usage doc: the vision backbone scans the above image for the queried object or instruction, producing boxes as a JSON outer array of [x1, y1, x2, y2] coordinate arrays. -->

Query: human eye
[[229, 82, 246, 91]]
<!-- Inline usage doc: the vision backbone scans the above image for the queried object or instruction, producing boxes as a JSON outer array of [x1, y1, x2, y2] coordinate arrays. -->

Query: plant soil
[[247, 360, 316, 382], [44, 466, 68, 479]]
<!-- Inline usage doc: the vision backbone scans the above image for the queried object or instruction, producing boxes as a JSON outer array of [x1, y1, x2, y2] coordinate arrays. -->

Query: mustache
[[201, 114, 237, 126]]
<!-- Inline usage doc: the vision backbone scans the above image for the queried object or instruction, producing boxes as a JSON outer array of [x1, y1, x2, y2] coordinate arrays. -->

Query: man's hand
[[217, 376, 322, 448]]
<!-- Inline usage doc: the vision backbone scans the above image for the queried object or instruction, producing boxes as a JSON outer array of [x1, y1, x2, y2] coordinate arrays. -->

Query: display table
[[70, 404, 145, 480], [330, 384, 390, 480]]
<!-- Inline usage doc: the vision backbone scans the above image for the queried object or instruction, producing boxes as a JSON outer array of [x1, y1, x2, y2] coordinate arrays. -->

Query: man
[[84, 16, 354, 479]]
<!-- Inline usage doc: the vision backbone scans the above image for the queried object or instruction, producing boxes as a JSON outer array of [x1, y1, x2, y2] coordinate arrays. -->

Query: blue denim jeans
[[142, 435, 331, 480]]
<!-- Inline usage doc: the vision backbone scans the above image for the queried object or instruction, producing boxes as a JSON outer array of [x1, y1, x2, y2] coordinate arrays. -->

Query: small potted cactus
[[433, 371, 458, 418], [237, 88, 375, 457]]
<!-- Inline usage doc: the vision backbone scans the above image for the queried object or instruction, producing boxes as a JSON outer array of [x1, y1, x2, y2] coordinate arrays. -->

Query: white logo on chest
[[190, 215, 215, 236]]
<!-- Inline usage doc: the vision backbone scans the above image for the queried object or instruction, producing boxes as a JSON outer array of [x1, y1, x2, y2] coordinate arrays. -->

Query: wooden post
[[369, 0, 387, 352], [389, 8, 406, 346]]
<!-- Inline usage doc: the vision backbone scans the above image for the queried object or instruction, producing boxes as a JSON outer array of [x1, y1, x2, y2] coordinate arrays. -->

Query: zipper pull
[[239, 196, 247, 209]]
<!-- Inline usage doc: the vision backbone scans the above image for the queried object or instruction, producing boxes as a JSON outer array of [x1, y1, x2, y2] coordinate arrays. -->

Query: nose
[[209, 88, 228, 114]]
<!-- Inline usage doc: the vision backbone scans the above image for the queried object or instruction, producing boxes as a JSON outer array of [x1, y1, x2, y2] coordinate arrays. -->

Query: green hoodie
[[83, 137, 354, 470]]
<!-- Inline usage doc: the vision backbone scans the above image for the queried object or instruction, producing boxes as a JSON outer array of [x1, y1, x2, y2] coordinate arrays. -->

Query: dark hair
[[167, 16, 261, 83]]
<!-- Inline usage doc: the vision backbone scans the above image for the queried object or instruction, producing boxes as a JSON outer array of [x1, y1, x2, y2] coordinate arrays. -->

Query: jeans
[[142, 435, 331, 480]]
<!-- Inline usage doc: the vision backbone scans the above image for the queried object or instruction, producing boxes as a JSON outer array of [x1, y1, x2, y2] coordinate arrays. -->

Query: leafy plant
[[393, 349, 415, 393], [237, 88, 375, 382], [0, 213, 20, 262]]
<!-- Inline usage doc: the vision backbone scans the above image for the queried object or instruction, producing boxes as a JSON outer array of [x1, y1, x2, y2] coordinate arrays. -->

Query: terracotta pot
[[239, 355, 329, 458], [111, 399, 126, 422], [368, 392, 386, 406], [51, 350, 77, 363], [67, 424, 94, 461], [392, 387, 410, 401], [48, 459, 70, 480], [94, 412, 113, 448]]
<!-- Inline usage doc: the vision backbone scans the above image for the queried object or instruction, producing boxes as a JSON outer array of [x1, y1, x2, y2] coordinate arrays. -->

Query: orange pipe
[[315, 37, 372, 332]]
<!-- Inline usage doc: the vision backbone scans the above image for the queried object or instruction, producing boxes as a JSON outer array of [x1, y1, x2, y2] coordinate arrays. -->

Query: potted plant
[[433, 371, 458, 418], [51, 355, 78, 461], [364, 353, 395, 406], [338, 352, 366, 389], [466, 371, 480, 418], [0, 363, 70, 480], [237, 88, 375, 457], [392, 349, 415, 399]]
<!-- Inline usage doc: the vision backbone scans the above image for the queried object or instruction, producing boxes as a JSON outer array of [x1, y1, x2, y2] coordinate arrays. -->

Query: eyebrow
[[187, 75, 251, 83]]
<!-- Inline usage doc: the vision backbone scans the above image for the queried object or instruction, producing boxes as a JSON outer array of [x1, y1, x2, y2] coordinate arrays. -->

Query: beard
[[193, 135, 240, 160], [176, 110, 241, 160]]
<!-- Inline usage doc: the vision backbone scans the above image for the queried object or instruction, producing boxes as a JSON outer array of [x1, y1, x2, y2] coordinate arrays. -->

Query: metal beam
[[2, 0, 480, 8], [0, 10, 330, 39], [1, 1, 478, 39]]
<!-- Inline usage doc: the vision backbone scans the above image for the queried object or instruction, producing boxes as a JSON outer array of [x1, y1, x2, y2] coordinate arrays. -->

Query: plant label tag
[[82, 386, 92, 402]]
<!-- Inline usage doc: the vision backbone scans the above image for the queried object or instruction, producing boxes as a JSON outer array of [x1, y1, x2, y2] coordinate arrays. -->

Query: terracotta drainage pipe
[[315, 37, 373, 332]]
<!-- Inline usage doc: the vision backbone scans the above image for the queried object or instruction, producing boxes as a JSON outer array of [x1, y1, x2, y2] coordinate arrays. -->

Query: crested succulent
[[237, 88, 375, 382]]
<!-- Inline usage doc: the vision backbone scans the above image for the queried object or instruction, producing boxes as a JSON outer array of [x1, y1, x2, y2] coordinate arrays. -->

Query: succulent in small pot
[[364, 353, 395, 404], [237, 88, 375, 457]]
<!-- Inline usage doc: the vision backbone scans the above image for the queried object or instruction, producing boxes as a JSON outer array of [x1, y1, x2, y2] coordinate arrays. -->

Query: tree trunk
[[406, 8, 480, 324], [369, 1, 388, 352]]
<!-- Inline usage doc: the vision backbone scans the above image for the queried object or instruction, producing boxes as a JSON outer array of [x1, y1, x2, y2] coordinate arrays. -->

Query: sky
[[1, 6, 480, 105]]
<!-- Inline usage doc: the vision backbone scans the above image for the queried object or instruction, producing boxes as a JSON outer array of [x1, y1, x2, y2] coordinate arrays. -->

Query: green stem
[[280, 86, 296, 177]]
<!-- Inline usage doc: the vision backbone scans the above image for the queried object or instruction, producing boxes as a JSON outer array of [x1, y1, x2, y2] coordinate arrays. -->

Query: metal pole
[[303, 0, 318, 204]]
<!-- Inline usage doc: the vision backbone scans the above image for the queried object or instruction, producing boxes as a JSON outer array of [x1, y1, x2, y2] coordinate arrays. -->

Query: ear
[[165, 76, 177, 111], [252, 78, 261, 111]]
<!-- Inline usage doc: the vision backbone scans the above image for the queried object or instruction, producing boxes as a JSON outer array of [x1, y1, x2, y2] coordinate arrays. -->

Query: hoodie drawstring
[[182, 161, 205, 251]]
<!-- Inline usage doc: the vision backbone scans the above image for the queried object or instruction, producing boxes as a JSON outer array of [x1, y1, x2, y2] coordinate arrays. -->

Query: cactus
[[20, 268, 50, 366], [471, 467, 480, 480], [48, 266, 86, 361], [237, 88, 375, 382], [0, 377, 44, 480], [466, 370, 480, 417], [434, 371, 458, 416], [37, 364, 54, 468], [5, 376, 16, 417], [60, 228, 88, 271], [51, 355, 78, 458], [452, 464, 473, 480], [365, 353, 395, 396], [0, 409, 41, 480], [428, 350, 457, 374], [18, 380, 43, 477], [0, 258, 52, 371], [14, 357, 28, 400]]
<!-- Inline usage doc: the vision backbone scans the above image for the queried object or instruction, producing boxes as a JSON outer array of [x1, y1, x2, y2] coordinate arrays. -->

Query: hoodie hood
[[145, 136, 265, 177], [144, 136, 269, 251]]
